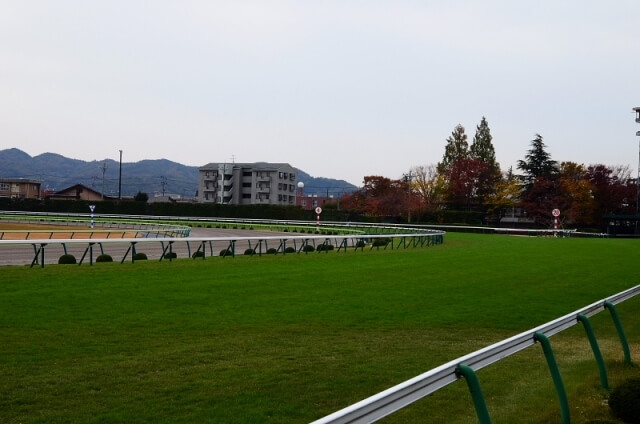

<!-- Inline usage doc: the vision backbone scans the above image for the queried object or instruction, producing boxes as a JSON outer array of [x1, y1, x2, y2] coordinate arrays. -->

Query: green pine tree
[[470, 116, 500, 175], [517, 134, 558, 186], [437, 124, 469, 175]]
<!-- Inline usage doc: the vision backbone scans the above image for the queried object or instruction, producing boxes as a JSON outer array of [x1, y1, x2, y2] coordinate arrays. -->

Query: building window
[[243, 171, 252, 177], [242, 193, 251, 199], [242, 182, 251, 188], [302, 199, 306, 206], [312, 199, 318, 207], [0, 183, 8, 191]]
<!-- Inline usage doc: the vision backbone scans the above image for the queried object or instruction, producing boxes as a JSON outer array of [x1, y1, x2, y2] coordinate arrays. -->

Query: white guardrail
[[311, 284, 640, 424], [0, 212, 446, 267]]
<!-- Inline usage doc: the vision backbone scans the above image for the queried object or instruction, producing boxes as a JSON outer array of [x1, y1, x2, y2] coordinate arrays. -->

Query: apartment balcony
[[256, 175, 271, 182]]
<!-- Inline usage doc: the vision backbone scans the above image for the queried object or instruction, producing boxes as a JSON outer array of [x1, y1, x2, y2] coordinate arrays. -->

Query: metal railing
[[311, 284, 639, 424], [0, 211, 191, 237], [0, 232, 445, 268]]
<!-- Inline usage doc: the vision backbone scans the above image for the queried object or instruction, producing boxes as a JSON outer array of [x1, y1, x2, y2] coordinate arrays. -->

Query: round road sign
[[552, 209, 560, 217], [315, 207, 323, 214]]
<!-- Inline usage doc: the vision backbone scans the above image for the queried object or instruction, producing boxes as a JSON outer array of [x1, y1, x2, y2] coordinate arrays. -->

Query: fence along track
[[0, 231, 445, 268], [311, 284, 640, 424]]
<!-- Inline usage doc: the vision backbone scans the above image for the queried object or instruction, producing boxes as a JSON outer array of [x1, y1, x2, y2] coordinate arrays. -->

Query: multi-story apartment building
[[0, 178, 42, 199], [198, 162, 298, 205]]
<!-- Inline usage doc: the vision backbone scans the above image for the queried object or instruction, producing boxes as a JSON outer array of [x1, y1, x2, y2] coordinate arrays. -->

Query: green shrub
[[219, 249, 232, 257], [317, 244, 334, 251], [284, 246, 296, 254], [302, 245, 316, 252], [133, 252, 148, 261], [96, 254, 113, 263], [609, 377, 640, 423], [163, 252, 177, 259], [58, 254, 77, 265], [372, 237, 391, 247], [266, 248, 277, 255], [192, 251, 205, 258], [244, 248, 255, 255]]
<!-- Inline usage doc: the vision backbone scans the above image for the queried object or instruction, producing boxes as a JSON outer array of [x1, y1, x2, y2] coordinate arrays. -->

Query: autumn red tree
[[445, 158, 490, 211], [340, 175, 409, 218]]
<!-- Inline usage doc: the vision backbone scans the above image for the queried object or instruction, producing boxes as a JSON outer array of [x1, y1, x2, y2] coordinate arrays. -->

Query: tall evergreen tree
[[470, 116, 500, 175], [516, 134, 558, 185], [437, 124, 468, 175], [469, 117, 501, 206]]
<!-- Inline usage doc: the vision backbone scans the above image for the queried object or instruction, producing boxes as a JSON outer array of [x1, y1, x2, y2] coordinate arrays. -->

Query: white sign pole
[[552, 209, 560, 236], [89, 205, 96, 229], [315, 207, 322, 231]]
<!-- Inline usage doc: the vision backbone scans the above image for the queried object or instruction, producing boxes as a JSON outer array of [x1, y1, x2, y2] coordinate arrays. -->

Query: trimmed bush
[[372, 237, 391, 247], [284, 246, 296, 254], [163, 252, 177, 259], [133, 252, 148, 261], [192, 251, 205, 258], [317, 244, 334, 252], [609, 377, 640, 423], [266, 248, 277, 255], [96, 254, 113, 263], [219, 249, 232, 257], [302, 245, 316, 253], [58, 254, 77, 265], [244, 248, 255, 256]]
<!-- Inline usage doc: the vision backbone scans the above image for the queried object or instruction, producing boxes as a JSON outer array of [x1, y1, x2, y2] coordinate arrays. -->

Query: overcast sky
[[1, 1, 639, 186]]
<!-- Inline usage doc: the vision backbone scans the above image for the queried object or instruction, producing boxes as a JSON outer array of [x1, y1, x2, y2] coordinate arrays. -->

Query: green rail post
[[604, 301, 632, 365], [455, 364, 492, 424], [577, 314, 608, 390], [534, 332, 570, 424]]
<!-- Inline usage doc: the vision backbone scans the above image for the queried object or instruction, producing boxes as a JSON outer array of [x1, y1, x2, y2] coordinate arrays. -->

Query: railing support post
[[604, 301, 633, 365], [577, 314, 608, 390], [455, 364, 492, 424], [534, 332, 570, 424]]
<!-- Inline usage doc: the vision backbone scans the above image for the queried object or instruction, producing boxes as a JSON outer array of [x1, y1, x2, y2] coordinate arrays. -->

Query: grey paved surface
[[0, 228, 300, 267]]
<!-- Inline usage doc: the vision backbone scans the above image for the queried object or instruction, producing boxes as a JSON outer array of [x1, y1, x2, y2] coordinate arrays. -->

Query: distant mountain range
[[0, 148, 358, 198]]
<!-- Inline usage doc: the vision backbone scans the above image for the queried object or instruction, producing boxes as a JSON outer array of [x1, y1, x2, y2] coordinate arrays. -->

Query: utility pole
[[160, 176, 168, 197], [633, 107, 640, 234], [100, 162, 107, 200], [118, 150, 122, 200], [404, 170, 414, 223]]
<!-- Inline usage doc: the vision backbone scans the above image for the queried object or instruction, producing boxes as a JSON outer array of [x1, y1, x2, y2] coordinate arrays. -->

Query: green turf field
[[1, 233, 639, 423]]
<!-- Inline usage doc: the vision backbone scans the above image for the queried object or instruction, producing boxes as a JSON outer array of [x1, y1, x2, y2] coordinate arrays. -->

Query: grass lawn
[[1, 232, 639, 423]]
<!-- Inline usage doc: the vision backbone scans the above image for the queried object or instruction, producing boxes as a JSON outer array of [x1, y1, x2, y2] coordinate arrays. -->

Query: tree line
[[339, 117, 637, 229]]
